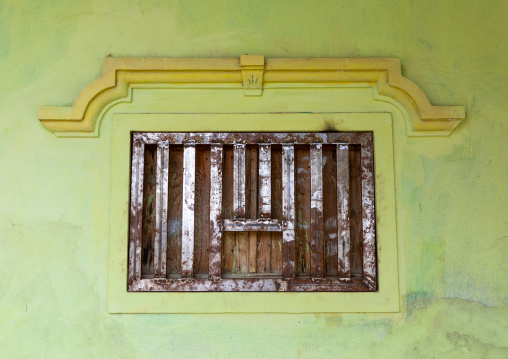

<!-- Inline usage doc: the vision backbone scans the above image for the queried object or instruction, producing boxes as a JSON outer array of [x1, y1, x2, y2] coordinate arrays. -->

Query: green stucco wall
[[1, 0, 507, 357]]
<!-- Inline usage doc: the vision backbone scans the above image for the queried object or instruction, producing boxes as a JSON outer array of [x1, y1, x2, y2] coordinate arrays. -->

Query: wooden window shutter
[[128, 132, 376, 292]]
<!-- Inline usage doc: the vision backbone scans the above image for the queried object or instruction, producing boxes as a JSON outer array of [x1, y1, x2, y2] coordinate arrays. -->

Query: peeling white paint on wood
[[258, 144, 272, 218], [361, 141, 376, 289], [282, 144, 296, 278], [222, 219, 282, 232], [208, 144, 223, 280], [154, 141, 169, 278], [336, 144, 351, 279], [233, 143, 246, 218], [310, 143, 324, 277], [129, 138, 145, 282], [181, 144, 196, 278]]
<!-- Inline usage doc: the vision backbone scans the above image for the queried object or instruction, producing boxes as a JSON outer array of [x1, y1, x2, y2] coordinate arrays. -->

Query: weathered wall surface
[[1, 0, 507, 357]]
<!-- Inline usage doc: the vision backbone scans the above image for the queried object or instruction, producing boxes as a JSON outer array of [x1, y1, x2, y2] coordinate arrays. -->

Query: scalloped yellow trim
[[39, 56, 465, 137]]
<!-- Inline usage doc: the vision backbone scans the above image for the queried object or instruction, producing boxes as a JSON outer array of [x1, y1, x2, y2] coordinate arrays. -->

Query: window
[[128, 131, 376, 292]]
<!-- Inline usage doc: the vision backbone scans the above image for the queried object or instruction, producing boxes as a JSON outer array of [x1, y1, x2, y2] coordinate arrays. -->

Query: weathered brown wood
[[271, 145, 283, 274], [257, 232, 271, 273], [222, 219, 282, 231], [237, 231, 249, 273], [247, 147, 258, 273], [295, 145, 310, 275], [258, 144, 271, 218], [282, 144, 296, 278], [233, 143, 246, 218], [208, 144, 223, 280], [322, 145, 338, 277], [129, 137, 145, 283], [222, 145, 235, 274], [349, 144, 363, 276], [141, 144, 157, 276], [336, 144, 351, 279], [167, 146, 183, 276], [194, 146, 211, 275], [361, 139, 376, 289], [310, 143, 324, 278], [154, 141, 169, 278], [181, 144, 196, 278]]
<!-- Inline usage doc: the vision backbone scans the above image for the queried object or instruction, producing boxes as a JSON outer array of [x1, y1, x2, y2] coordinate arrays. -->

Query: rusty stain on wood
[[181, 144, 196, 278]]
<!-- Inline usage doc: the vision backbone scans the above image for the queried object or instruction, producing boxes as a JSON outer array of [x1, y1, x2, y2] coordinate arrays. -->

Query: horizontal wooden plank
[[222, 219, 283, 232], [134, 132, 371, 146], [129, 277, 373, 292]]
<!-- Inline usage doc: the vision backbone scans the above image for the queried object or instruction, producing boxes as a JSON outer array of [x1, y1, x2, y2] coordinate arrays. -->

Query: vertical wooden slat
[[222, 146, 235, 274], [322, 145, 338, 276], [129, 138, 145, 282], [258, 144, 271, 218], [154, 141, 169, 278], [209, 144, 223, 280], [141, 145, 157, 276], [194, 146, 211, 275], [337, 144, 351, 279], [248, 147, 258, 273], [310, 143, 324, 278], [270, 145, 283, 274], [361, 140, 376, 289], [181, 144, 196, 278], [282, 144, 296, 279], [349, 145, 363, 276], [167, 146, 183, 276], [233, 143, 246, 218], [295, 146, 311, 275]]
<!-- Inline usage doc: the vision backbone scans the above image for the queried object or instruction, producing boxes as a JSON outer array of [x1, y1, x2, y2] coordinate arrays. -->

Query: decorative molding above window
[[38, 56, 465, 137]]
